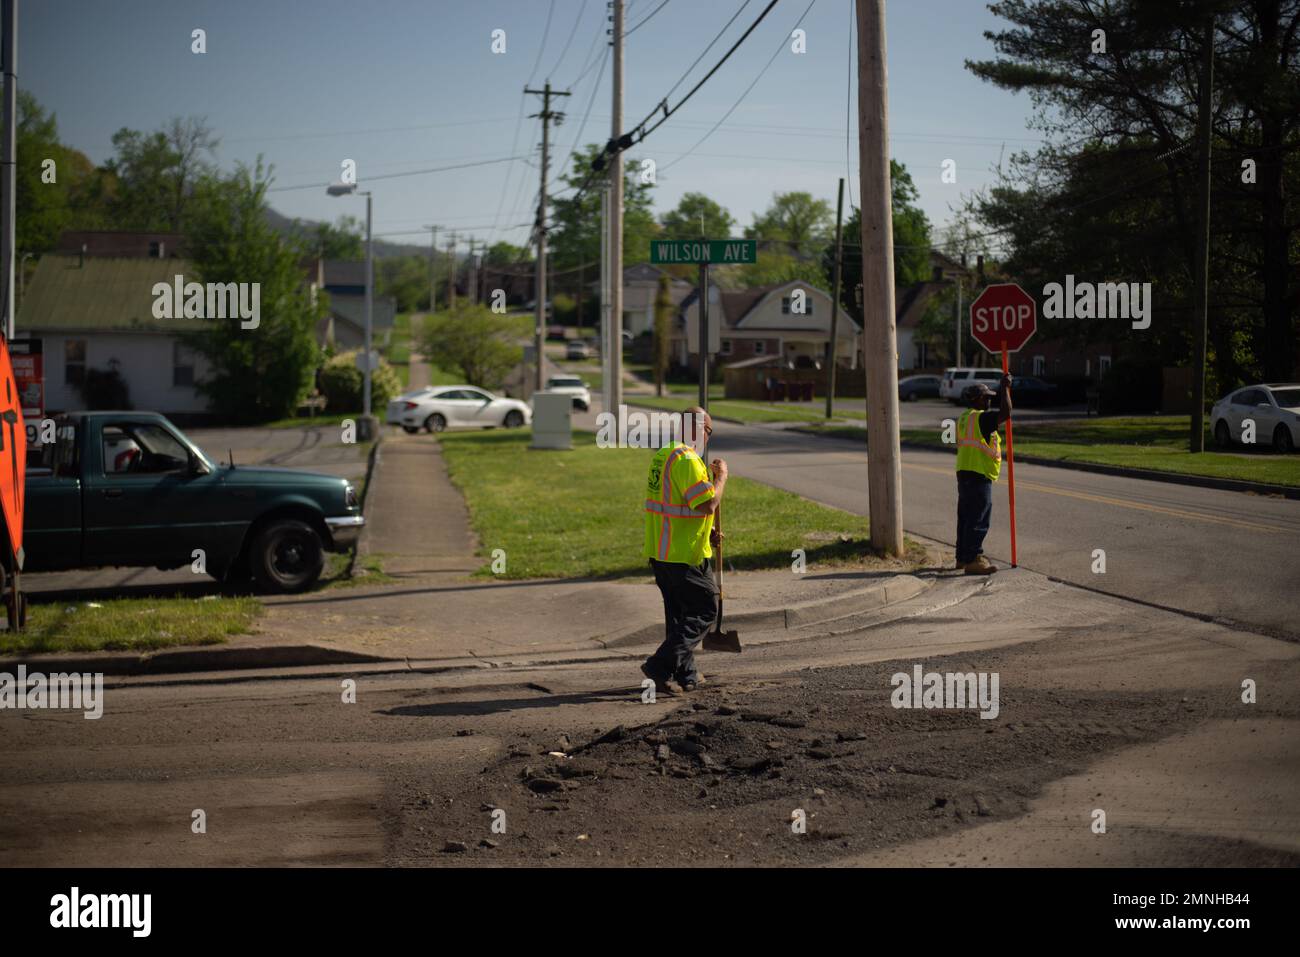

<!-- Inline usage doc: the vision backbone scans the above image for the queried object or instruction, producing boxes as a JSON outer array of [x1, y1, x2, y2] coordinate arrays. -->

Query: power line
[[625, 0, 670, 36], [556, 42, 611, 185], [549, 0, 589, 78], [526, 0, 558, 86], [267, 155, 523, 192], [662, 0, 754, 103], [660, 0, 817, 173]]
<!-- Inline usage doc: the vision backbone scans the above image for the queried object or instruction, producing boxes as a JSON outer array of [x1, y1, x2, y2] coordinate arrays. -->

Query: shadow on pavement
[[378, 686, 637, 718]]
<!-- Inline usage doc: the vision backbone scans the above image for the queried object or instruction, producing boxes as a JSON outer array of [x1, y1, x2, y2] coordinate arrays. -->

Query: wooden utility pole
[[446, 232, 458, 310], [432, 225, 441, 310], [1190, 16, 1214, 453], [526, 81, 570, 393], [857, 0, 904, 556], [825, 177, 845, 419], [608, 0, 625, 415]]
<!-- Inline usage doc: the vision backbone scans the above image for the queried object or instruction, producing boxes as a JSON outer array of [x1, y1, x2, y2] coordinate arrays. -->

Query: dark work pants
[[645, 558, 718, 685], [955, 470, 993, 565]]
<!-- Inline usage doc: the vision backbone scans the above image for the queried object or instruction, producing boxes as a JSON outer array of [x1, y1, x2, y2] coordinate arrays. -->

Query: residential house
[[16, 249, 212, 417], [674, 279, 862, 373], [591, 264, 695, 337], [313, 259, 396, 351]]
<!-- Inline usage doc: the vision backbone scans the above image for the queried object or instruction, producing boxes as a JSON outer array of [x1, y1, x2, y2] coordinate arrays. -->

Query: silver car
[[396, 385, 532, 434]]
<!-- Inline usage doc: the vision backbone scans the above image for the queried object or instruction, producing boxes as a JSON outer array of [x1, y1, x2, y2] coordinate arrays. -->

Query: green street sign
[[649, 238, 757, 265]]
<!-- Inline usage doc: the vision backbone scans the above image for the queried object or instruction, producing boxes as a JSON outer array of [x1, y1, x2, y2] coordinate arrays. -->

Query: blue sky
[[25, 0, 1042, 250]]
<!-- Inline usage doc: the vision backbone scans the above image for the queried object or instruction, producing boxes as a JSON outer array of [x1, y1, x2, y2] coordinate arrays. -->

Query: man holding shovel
[[641, 407, 729, 694]]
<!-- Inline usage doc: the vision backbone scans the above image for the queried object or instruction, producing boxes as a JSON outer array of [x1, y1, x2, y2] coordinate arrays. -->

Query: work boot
[[963, 556, 997, 575], [640, 662, 673, 697]]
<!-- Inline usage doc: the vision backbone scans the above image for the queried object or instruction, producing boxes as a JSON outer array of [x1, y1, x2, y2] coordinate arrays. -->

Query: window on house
[[781, 296, 814, 315], [64, 339, 86, 386], [149, 240, 165, 258], [754, 340, 767, 355], [1033, 355, 1046, 376], [720, 339, 733, 356], [173, 341, 195, 387]]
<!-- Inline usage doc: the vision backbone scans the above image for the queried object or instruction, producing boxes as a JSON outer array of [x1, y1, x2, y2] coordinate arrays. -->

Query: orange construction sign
[[0, 336, 27, 558]]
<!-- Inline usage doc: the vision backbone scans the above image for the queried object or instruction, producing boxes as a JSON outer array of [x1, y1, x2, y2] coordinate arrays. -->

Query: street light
[[326, 182, 374, 422]]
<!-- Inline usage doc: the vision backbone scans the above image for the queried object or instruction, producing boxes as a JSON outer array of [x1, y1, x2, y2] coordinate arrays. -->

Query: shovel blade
[[702, 629, 742, 654]]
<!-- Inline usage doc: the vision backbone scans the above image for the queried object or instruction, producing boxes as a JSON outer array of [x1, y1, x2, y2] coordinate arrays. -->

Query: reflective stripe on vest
[[648, 444, 708, 561]]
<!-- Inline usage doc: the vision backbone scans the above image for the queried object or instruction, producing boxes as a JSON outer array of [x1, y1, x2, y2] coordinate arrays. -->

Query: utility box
[[530, 392, 572, 450]]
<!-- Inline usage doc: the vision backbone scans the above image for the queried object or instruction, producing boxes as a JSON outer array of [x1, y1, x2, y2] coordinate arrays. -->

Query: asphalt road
[[576, 397, 1300, 639]]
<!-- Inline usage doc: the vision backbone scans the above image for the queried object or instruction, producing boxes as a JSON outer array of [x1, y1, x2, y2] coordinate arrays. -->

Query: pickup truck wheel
[[504, 410, 524, 428], [250, 519, 324, 593]]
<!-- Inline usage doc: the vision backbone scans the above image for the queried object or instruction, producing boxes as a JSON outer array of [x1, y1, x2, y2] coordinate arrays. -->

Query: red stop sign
[[969, 283, 1037, 354]]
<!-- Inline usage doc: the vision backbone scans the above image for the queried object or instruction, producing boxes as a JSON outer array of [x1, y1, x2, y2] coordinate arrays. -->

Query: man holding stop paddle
[[954, 377, 1012, 574]]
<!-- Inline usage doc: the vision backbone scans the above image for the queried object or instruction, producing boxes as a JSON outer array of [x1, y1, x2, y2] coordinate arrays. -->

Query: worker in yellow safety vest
[[641, 406, 727, 694], [955, 377, 1012, 575]]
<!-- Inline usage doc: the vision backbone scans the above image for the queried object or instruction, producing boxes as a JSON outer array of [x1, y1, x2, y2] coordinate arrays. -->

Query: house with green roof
[[16, 252, 214, 417]]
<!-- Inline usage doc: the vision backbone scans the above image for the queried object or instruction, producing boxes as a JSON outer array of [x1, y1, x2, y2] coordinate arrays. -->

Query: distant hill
[[265, 206, 440, 260]]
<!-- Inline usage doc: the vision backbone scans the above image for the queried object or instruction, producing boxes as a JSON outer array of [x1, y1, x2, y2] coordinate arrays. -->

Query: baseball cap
[[961, 383, 996, 403]]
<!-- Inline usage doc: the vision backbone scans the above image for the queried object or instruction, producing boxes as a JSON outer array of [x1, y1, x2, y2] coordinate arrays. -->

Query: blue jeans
[[955, 470, 993, 564]]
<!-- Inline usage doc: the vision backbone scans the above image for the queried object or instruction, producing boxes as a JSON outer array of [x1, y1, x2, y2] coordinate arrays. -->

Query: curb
[[2, 575, 932, 679], [790, 426, 1300, 500], [599, 574, 929, 649]]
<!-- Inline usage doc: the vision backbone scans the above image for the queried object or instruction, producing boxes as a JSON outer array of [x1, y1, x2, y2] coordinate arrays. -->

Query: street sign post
[[650, 239, 757, 413], [969, 283, 1037, 568]]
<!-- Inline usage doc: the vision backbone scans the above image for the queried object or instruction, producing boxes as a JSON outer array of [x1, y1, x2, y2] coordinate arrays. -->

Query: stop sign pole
[[969, 283, 1037, 568]]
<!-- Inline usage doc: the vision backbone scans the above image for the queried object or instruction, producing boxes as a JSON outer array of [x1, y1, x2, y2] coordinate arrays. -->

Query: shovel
[[702, 502, 742, 654]]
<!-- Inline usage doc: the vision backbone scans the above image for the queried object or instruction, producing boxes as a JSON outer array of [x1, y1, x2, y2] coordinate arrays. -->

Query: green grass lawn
[[801, 416, 1300, 487], [5, 596, 263, 656], [630, 394, 850, 425], [437, 429, 920, 579]]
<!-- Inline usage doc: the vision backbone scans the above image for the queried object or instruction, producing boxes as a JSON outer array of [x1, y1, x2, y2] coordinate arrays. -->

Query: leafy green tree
[[660, 192, 735, 239], [184, 160, 324, 423], [16, 92, 106, 253], [827, 160, 933, 319], [966, 0, 1300, 381], [486, 241, 529, 264], [746, 191, 833, 251], [105, 116, 218, 232], [309, 215, 364, 260], [417, 304, 529, 389], [550, 143, 658, 270], [653, 273, 673, 396], [376, 255, 432, 312]]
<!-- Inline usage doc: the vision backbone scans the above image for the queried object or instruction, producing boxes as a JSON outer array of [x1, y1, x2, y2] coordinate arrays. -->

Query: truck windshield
[[27, 419, 79, 477]]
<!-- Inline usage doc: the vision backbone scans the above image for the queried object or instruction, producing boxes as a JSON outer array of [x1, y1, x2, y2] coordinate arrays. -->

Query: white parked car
[[393, 385, 532, 434], [1211, 383, 1300, 453], [385, 386, 438, 425], [941, 367, 1004, 403], [544, 375, 591, 411]]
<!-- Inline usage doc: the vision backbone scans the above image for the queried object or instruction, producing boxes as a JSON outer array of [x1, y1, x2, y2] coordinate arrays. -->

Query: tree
[[486, 241, 529, 264], [417, 304, 530, 389], [15, 92, 106, 253], [184, 160, 324, 423], [309, 215, 364, 260], [966, 0, 1300, 381], [746, 191, 833, 252], [653, 273, 673, 396], [827, 160, 934, 319], [549, 143, 659, 270], [660, 192, 735, 239], [105, 116, 218, 232]]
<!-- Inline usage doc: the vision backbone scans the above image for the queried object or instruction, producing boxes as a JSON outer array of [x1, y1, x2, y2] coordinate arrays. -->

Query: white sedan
[[392, 385, 532, 434], [1211, 383, 1300, 453]]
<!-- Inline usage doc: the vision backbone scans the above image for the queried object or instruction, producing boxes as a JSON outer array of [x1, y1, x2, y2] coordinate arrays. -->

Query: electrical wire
[[267, 155, 524, 192], [625, 0, 670, 37]]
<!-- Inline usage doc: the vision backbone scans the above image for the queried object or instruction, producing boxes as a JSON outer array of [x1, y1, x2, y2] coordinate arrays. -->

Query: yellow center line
[[902, 462, 1282, 534]]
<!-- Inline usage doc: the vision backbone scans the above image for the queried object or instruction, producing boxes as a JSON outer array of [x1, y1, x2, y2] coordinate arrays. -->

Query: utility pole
[[825, 177, 845, 419], [526, 81, 570, 394], [607, 0, 625, 416], [466, 239, 478, 305], [446, 232, 458, 310], [600, 180, 611, 414], [954, 254, 964, 367], [857, 0, 903, 556], [1, 0, 17, 340], [432, 226, 441, 310], [1190, 16, 1214, 453]]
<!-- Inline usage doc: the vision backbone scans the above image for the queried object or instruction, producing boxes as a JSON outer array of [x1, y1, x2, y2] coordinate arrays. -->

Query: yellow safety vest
[[955, 408, 1001, 481], [643, 442, 715, 564]]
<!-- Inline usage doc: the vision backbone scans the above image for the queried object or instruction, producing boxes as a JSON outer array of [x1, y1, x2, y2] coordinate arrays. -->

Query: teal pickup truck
[[18, 412, 364, 593]]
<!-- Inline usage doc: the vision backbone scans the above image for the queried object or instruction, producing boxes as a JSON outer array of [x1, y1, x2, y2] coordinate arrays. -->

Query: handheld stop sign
[[969, 283, 1037, 567]]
